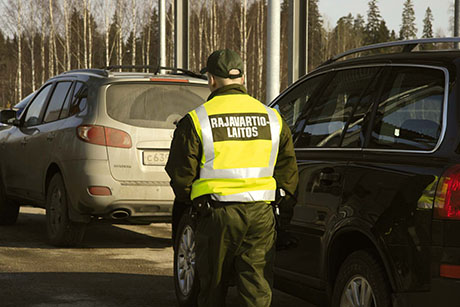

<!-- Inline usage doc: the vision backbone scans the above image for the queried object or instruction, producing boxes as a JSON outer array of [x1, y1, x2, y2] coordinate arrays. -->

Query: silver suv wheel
[[176, 224, 196, 296], [340, 275, 376, 307], [46, 173, 86, 247]]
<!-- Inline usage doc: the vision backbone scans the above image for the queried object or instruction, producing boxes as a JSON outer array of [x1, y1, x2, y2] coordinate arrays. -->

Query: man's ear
[[208, 74, 217, 90]]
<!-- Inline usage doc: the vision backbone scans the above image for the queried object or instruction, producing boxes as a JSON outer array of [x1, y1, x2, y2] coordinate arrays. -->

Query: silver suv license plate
[[143, 150, 169, 166]]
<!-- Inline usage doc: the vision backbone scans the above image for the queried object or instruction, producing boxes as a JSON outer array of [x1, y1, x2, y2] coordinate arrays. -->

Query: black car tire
[[0, 180, 19, 225], [46, 173, 86, 247], [331, 250, 391, 307], [174, 212, 199, 307]]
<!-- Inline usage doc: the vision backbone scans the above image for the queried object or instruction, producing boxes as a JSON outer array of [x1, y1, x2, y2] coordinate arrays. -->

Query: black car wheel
[[174, 212, 199, 307], [46, 173, 86, 247], [0, 180, 19, 225], [332, 250, 391, 307]]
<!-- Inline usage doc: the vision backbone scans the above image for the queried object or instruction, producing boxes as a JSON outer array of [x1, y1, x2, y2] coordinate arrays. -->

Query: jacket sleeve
[[274, 117, 299, 197], [165, 114, 202, 204]]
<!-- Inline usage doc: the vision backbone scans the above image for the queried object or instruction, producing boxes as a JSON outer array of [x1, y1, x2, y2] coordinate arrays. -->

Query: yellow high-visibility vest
[[189, 94, 282, 202]]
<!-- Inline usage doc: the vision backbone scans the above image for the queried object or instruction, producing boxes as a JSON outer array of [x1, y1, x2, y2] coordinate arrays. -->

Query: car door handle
[[319, 171, 341, 182], [21, 138, 27, 146], [46, 132, 55, 142]]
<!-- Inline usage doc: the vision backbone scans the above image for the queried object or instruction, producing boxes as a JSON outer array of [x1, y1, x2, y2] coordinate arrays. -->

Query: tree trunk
[[257, 0, 264, 100], [105, 0, 110, 67], [146, 23, 151, 68], [88, 0, 92, 68], [131, 0, 136, 68], [41, 13, 45, 84], [83, 0, 88, 68], [240, 0, 247, 78], [17, 0, 22, 99], [64, 0, 70, 70], [29, 38, 35, 92], [118, 1, 123, 68]]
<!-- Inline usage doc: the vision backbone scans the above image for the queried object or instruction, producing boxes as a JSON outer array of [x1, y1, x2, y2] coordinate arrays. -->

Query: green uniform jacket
[[165, 84, 299, 204]]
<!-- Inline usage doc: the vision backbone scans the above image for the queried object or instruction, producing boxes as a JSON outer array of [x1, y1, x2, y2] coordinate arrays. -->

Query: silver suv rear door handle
[[46, 132, 55, 142]]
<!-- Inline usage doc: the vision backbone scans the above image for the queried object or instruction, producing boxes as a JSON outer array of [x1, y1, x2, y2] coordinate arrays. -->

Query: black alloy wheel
[[332, 250, 392, 307]]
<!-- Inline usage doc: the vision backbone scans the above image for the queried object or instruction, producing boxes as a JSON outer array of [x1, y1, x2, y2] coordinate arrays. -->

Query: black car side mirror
[[0, 109, 17, 124]]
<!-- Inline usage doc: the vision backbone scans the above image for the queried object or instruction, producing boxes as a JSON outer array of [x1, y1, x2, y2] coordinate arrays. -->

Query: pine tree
[[365, 0, 382, 45], [377, 20, 391, 43], [308, 0, 324, 70], [353, 14, 365, 49], [422, 7, 434, 38], [399, 0, 417, 40]]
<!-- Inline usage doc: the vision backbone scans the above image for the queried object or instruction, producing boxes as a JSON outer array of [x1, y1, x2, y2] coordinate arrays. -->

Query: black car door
[[274, 66, 385, 301]]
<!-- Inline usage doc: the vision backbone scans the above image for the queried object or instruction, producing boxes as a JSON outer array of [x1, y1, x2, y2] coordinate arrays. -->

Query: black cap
[[200, 49, 244, 79]]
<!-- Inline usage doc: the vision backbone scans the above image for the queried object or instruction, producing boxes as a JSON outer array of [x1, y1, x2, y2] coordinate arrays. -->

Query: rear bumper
[[394, 277, 460, 306], [61, 159, 174, 222]]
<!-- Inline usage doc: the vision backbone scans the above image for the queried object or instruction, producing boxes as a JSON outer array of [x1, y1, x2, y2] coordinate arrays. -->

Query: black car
[[173, 37, 460, 306]]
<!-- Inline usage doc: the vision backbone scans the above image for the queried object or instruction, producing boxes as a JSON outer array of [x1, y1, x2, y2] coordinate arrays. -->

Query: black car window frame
[[339, 66, 389, 148], [293, 66, 385, 149], [270, 72, 329, 131], [22, 83, 55, 127], [362, 64, 448, 153], [43, 81, 74, 123]]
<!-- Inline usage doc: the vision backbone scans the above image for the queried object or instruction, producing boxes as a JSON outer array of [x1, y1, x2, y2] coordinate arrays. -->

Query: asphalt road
[[0, 207, 310, 307]]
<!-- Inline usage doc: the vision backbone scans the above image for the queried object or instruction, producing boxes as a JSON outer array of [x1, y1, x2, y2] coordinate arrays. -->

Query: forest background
[[0, 0, 451, 106]]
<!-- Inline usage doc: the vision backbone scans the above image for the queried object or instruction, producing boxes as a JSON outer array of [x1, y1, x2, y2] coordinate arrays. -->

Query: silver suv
[[0, 67, 209, 246]]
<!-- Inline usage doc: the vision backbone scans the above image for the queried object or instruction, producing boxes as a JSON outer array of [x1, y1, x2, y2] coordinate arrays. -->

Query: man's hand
[[192, 195, 212, 217]]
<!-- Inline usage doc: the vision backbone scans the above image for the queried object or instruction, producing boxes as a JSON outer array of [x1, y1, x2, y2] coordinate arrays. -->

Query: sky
[[317, 0, 453, 37]]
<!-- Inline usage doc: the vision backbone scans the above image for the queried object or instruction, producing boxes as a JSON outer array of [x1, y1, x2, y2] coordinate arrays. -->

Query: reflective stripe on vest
[[210, 189, 276, 202], [190, 95, 281, 202], [194, 104, 280, 179]]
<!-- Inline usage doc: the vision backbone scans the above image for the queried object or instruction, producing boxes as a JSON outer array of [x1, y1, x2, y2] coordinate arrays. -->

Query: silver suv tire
[[46, 173, 86, 247], [0, 180, 19, 225], [174, 212, 199, 307]]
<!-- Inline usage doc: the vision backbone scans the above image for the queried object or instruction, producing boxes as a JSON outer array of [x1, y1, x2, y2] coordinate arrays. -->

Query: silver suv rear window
[[106, 83, 208, 129]]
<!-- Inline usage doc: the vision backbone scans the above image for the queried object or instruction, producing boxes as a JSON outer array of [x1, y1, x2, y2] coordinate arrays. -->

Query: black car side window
[[23, 84, 52, 127], [368, 66, 445, 151], [271, 74, 326, 128], [44, 81, 73, 123], [295, 67, 381, 148]]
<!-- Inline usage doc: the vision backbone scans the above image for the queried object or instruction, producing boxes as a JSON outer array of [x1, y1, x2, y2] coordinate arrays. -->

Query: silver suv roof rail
[[104, 65, 207, 80], [61, 68, 109, 77], [321, 37, 460, 67]]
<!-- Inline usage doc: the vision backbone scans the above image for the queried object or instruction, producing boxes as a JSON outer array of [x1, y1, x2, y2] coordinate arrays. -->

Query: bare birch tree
[[116, 0, 125, 68], [63, 0, 71, 70], [17, 0, 22, 99], [83, 0, 88, 68], [49, 0, 56, 76], [23, 0, 41, 92], [88, 0, 93, 68], [130, 0, 136, 67], [40, 2, 47, 83], [240, 0, 247, 78]]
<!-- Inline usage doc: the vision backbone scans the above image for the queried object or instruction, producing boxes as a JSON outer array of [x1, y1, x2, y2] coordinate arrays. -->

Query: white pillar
[[159, 0, 166, 72], [266, 0, 281, 104], [175, 0, 188, 69], [456, 0, 460, 49]]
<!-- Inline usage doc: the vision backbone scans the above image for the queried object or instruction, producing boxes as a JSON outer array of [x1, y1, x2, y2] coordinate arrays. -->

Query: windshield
[[106, 82, 209, 129]]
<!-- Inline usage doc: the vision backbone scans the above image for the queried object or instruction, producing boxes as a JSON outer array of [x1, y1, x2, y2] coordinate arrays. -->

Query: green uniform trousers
[[195, 201, 276, 307]]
